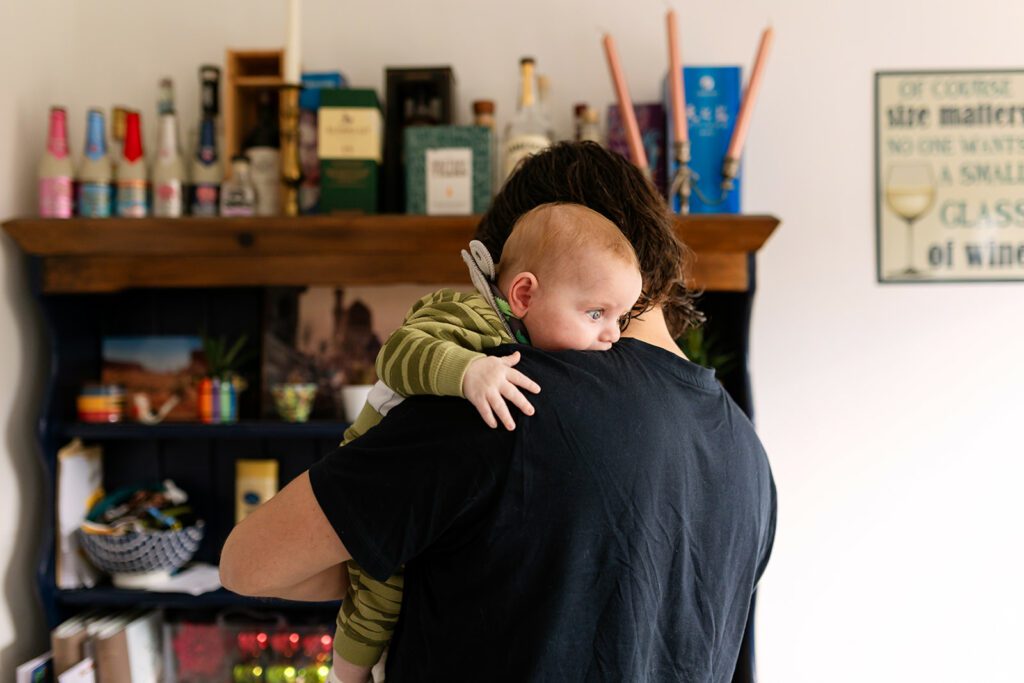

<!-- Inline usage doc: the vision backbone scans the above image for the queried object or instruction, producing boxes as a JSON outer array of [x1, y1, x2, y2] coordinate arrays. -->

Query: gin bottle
[[243, 91, 281, 216], [502, 57, 553, 181], [220, 154, 257, 216]]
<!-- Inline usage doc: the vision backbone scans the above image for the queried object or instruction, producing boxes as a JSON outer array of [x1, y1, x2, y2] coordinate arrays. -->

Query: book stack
[[49, 610, 163, 683]]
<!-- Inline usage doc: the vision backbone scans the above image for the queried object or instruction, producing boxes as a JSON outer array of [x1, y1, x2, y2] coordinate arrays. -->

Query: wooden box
[[224, 49, 284, 176]]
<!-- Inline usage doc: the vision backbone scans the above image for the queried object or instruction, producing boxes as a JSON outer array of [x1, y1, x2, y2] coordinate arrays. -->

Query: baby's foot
[[329, 659, 372, 683]]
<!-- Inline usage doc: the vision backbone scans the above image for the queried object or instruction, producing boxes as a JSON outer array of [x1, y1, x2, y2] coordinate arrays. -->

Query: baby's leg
[[330, 561, 404, 682]]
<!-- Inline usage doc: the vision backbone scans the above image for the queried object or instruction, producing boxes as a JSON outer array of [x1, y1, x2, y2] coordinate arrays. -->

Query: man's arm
[[220, 471, 351, 599]]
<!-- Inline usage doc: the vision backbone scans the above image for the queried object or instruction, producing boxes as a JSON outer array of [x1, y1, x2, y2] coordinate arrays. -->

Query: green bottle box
[[317, 89, 382, 214]]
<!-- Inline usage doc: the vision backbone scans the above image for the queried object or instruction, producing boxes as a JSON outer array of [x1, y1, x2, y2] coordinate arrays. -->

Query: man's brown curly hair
[[475, 141, 704, 337]]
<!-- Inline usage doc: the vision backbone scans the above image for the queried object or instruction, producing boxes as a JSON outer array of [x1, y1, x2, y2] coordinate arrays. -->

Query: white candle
[[283, 0, 302, 85]]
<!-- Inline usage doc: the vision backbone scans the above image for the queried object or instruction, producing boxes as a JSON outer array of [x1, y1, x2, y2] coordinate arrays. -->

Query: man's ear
[[506, 272, 538, 318]]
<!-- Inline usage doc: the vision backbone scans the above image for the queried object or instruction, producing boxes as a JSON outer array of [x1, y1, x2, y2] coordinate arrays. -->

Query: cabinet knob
[[237, 232, 255, 248]]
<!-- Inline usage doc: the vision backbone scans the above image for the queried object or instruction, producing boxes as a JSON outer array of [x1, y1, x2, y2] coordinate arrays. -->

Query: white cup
[[340, 384, 373, 423]]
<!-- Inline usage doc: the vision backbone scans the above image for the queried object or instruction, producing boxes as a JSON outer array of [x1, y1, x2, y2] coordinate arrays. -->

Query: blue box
[[665, 66, 742, 214], [299, 71, 345, 214]]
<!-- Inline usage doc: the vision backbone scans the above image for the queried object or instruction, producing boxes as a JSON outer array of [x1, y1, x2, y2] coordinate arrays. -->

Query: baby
[[331, 202, 643, 683]]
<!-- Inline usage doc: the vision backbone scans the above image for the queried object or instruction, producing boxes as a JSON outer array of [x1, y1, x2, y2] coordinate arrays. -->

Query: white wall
[[1, 1, 1022, 680]]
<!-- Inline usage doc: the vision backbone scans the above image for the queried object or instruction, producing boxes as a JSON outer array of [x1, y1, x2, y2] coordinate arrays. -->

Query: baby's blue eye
[[587, 310, 603, 321]]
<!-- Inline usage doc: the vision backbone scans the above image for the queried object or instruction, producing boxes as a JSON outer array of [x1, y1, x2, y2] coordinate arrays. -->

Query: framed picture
[[101, 336, 206, 421], [261, 284, 460, 419], [876, 69, 1024, 283]]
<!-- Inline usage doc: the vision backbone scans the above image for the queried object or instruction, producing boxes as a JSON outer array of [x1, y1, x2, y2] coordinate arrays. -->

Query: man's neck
[[621, 307, 687, 359]]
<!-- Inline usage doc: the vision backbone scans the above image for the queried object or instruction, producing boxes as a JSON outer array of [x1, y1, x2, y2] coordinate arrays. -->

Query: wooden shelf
[[61, 420, 348, 440], [2, 214, 778, 293], [57, 586, 339, 612]]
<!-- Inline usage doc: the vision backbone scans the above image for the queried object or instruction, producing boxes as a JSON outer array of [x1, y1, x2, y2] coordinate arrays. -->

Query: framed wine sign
[[875, 70, 1024, 283]]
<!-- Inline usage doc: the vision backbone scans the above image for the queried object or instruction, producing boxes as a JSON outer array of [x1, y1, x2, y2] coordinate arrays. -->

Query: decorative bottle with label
[[243, 91, 281, 216], [220, 154, 257, 216], [157, 77, 175, 115], [115, 111, 148, 217], [77, 108, 112, 217], [502, 57, 553, 181], [190, 66, 222, 216], [109, 106, 128, 210], [39, 106, 74, 218], [580, 108, 602, 145], [152, 111, 185, 217], [473, 99, 498, 194]]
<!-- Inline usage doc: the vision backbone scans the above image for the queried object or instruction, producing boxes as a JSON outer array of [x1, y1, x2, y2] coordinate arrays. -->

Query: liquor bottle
[[77, 108, 112, 217], [157, 77, 175, 115], [152, 112, 185, 217], [537, 74, 552, 126], [473, 99, 498, 194], [115, 111, 148, 217], [502, 57, 553, 180], [580, 108, 602, 145], [220, 154, 257, 216], [190, 66, 222, 216], [109, 106, 129, 209], [573, 103, 588, 141], [243, 91, 281, 216], [199, 65, 220, 117], [39, 106, 74, 218]]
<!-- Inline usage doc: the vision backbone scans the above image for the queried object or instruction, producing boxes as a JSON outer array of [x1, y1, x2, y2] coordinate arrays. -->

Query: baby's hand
[[463, 351, 541, 430]]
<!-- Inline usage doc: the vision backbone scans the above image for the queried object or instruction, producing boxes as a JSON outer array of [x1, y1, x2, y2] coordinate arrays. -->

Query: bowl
[[271, 383, 318, 422], [78, 522, 204, 588]]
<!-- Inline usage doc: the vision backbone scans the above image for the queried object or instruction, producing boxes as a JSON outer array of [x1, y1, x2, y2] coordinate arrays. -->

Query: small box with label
[[404, 125, 491, 215], [318, 88, 383, 214]]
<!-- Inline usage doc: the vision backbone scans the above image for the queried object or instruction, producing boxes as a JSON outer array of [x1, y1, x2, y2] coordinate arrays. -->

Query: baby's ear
[[506, 272, 538, 317]]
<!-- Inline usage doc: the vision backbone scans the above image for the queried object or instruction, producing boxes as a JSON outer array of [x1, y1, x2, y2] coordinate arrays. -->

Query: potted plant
[[677, 326, 737, 380], [198, 332, 254, 423]]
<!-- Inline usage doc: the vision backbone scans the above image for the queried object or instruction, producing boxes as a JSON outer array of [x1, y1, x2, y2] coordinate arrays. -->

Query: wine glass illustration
[[885, 162, 937, 277]]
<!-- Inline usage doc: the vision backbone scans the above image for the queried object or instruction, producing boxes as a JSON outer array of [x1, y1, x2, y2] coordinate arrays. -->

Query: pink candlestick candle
[[725, 26, 774, 161], [666, 10, 687, 145], [602, 34, 648, 170]]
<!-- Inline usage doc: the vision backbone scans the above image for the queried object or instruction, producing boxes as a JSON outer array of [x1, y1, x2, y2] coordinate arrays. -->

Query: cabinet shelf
[[57, 587, 339, 612], [61, 420, 349, 441], [4, 210, 780, 631]]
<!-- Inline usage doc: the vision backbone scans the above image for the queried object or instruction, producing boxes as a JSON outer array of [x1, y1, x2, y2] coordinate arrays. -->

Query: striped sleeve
[[376, 289, 514, 398]]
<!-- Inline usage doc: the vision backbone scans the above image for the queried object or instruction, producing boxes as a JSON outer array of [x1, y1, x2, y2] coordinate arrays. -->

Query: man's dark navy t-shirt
[[309, 339, 776, 682]]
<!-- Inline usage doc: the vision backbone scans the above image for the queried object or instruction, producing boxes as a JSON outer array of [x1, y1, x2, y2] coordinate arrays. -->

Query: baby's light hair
[[495, 203, 639, 288]]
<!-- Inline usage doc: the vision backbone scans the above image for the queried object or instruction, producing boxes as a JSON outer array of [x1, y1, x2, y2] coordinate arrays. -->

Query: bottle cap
[[472, 100, 495, 115], [574, 103, 588, 117], [519, 56, 536, 65]]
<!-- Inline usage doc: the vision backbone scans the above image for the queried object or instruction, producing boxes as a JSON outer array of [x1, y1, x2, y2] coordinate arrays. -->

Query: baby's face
[[524, 249, 643, 352]]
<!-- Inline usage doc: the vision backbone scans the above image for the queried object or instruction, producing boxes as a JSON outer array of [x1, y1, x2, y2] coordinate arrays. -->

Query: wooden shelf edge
[[2, 213, 779, 293], [2, 214, 779, 256]]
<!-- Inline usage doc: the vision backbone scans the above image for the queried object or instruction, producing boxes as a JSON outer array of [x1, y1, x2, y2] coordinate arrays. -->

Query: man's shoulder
[[488, 339, 718, 389]]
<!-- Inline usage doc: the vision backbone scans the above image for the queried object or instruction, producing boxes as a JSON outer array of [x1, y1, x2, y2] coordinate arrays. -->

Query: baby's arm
[[378, 289, 540, 429]]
